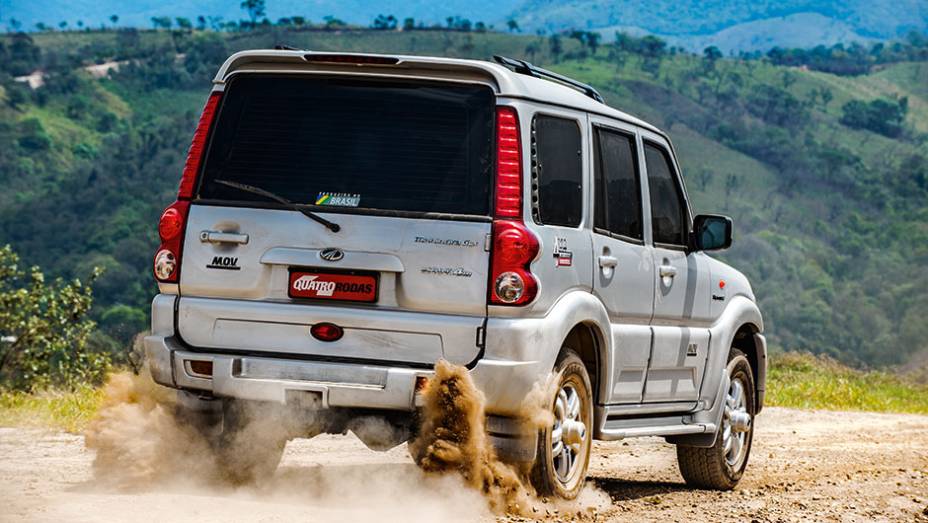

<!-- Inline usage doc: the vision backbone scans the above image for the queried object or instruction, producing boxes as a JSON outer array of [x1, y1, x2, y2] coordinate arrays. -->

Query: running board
[[596, 414, 717, 441]]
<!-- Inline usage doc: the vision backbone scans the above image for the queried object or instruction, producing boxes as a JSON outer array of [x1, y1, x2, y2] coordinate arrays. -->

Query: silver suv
[[146, 50, 766, 498]]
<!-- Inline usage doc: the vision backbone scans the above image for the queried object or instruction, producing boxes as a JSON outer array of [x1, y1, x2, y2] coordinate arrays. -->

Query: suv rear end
[[145, 52, 541, 441]]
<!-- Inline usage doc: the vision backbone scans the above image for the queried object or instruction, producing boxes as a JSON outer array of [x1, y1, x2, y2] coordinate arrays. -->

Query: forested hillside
[[0, 25, 926, 369]]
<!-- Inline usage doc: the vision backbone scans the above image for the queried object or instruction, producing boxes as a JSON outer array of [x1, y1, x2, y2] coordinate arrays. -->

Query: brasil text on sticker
[[315, 192, 361, 207]]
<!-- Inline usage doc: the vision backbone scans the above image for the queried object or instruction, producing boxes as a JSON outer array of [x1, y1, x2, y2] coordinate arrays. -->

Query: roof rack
[[492, 55, 605, 104]]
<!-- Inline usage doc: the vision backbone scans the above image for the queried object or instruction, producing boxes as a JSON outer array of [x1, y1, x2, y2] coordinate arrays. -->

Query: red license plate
[[288, 270, 378, 302]]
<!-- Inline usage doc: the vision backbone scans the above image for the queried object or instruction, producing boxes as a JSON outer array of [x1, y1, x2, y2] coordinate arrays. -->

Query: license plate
[[288, 270, 378, 303]]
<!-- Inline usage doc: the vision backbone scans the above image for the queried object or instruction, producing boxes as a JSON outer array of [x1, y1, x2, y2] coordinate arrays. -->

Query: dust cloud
[[82, 364, 606, 520]]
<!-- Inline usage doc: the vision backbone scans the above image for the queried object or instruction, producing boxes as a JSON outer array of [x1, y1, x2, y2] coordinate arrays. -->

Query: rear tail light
[[489, 220, 539, 305], [177, 92, 222, 200], [153, 200, 190, 283], [154, 93, 221, 284], [494, 107, 522, 218], [489, 107, 539, 305]]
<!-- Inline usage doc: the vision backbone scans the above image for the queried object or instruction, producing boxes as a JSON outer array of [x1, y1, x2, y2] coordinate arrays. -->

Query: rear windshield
[[197, 75, 494, 216]]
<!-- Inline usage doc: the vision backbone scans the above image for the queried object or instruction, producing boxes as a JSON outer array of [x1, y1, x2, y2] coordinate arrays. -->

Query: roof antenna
[[274, 44, 301, 51]]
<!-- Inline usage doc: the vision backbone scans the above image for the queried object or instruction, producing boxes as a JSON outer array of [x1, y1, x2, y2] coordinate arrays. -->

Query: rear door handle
[[598, 255, 618, 269], [200, 230, 249, 245], [659, 265, 677, 278]]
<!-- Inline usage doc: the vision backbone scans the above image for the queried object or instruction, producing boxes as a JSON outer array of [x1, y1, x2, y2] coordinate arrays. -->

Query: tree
[[781, 70, 797, 90], [0, 245, 107, 391], [549, 34, 562, 63], [109, 15, 119, 26], [196, 15, 207, 30], [372, 14, 397, 30], [17, 118, 51, 151], [703, 45, 722, 71], [403, 17, 415, 31], [58, 21, 68, 30], [240, 0, 266, 25], [175, 17, 193, 30], [840, 98, 908, 138], [150, 16, 171, 30], [507, 19, 520, 33], [323, 16, 345, 30]]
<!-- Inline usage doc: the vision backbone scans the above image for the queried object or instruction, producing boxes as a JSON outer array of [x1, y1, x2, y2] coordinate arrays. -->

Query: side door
[[589, 119, 655, 404], [640, 133, 712, 403]]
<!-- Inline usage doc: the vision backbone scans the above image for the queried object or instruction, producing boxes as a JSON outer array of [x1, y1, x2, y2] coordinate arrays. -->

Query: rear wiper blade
[[213, 179, 341, 233]]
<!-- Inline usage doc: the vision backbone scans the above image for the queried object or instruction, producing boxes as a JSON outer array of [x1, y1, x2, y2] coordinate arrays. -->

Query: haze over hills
[[3, 0, 928, 51]]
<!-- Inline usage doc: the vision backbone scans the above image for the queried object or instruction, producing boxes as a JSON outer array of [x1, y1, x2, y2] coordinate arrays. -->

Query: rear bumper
[[146, 334, 428, 410], [146, 294, 546, 415]]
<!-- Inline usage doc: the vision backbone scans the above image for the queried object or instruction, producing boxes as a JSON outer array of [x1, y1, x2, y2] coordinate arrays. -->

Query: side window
[[532, 115, 582, 227], [594, 128, 643, 241], [644, 142, 688, 246]]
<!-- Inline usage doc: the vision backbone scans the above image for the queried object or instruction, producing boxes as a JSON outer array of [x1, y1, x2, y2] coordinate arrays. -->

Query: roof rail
[[492, 55, 605, 104]]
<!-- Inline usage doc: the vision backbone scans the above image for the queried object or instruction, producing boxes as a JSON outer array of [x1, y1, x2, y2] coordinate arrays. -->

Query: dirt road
[[1, 407, 927, 522]]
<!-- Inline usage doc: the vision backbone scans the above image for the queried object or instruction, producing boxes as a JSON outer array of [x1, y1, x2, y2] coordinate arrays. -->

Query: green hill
[[0, 27, 926, 370]]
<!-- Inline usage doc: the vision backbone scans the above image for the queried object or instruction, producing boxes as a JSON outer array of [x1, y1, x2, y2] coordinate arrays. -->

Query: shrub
[[0, 245, 108, 391]]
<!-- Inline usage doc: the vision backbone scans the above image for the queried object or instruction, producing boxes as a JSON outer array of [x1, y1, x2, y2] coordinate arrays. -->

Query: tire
[[676, 348, 755, 490], [529, 349, 593, 500], [175, 395, 288, 484]]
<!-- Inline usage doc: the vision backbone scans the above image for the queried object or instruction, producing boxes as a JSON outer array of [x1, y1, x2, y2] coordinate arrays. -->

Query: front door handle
[[200, 230, 249, 245], [659, 265, 677, 278], [599, 255, 618, 269]]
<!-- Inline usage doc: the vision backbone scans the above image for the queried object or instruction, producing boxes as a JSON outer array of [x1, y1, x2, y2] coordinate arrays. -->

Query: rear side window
[[644, 142, 688, 246], [594, 128, 643, 241], [532, 115, 582, 227], [197, 75, 494, 216]]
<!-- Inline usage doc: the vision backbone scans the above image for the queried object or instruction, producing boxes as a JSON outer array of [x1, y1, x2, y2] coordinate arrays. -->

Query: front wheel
[[529, 350, 593, 499], [676, 348, 755, 490]]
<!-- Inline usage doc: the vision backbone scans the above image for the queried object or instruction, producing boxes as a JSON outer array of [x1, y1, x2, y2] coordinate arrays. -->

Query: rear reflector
[[177, 92, 222, 200], [310, 322, 344, 342], [304, 54, 399, 65], [187, 360, 213, 377], [495, 107, 522, 219]]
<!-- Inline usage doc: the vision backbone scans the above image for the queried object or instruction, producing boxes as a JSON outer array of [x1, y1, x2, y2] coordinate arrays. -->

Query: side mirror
[[692, 214, 732, 251]]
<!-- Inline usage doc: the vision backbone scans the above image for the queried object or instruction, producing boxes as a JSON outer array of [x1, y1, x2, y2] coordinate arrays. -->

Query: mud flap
[[486, 415, 538, 463], [665, 368, 730, 448]]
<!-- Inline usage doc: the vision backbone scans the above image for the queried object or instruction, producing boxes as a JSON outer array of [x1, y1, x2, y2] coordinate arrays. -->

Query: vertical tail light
[[489, 107, 539, 306], [154, 92, 221, 284], [494, 107, 522, 218], [177, 92, 222, 200]]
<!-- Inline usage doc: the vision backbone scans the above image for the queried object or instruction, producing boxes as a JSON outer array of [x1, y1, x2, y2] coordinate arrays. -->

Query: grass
[[0, 384, 105, 433], [0, 352, 925, 433], [766, 352, 928, 414]]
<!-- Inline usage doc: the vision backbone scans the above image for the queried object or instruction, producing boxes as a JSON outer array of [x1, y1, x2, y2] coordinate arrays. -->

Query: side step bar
[[596, 413, 717, 441]]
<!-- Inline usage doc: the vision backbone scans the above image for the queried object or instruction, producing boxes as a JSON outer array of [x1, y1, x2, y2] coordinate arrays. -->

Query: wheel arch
[[561, 321, 607, 405], [731, 322, 767, 413]]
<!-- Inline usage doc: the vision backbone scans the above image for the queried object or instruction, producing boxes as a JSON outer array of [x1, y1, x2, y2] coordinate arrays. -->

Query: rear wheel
[[529, 350, 593, 499], [676, 348, 755, 490], [175, 394, 288, 484]]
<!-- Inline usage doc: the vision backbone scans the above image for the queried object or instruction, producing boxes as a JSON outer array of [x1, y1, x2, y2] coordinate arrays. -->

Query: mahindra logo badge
[[319, 248, 344, 262]]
